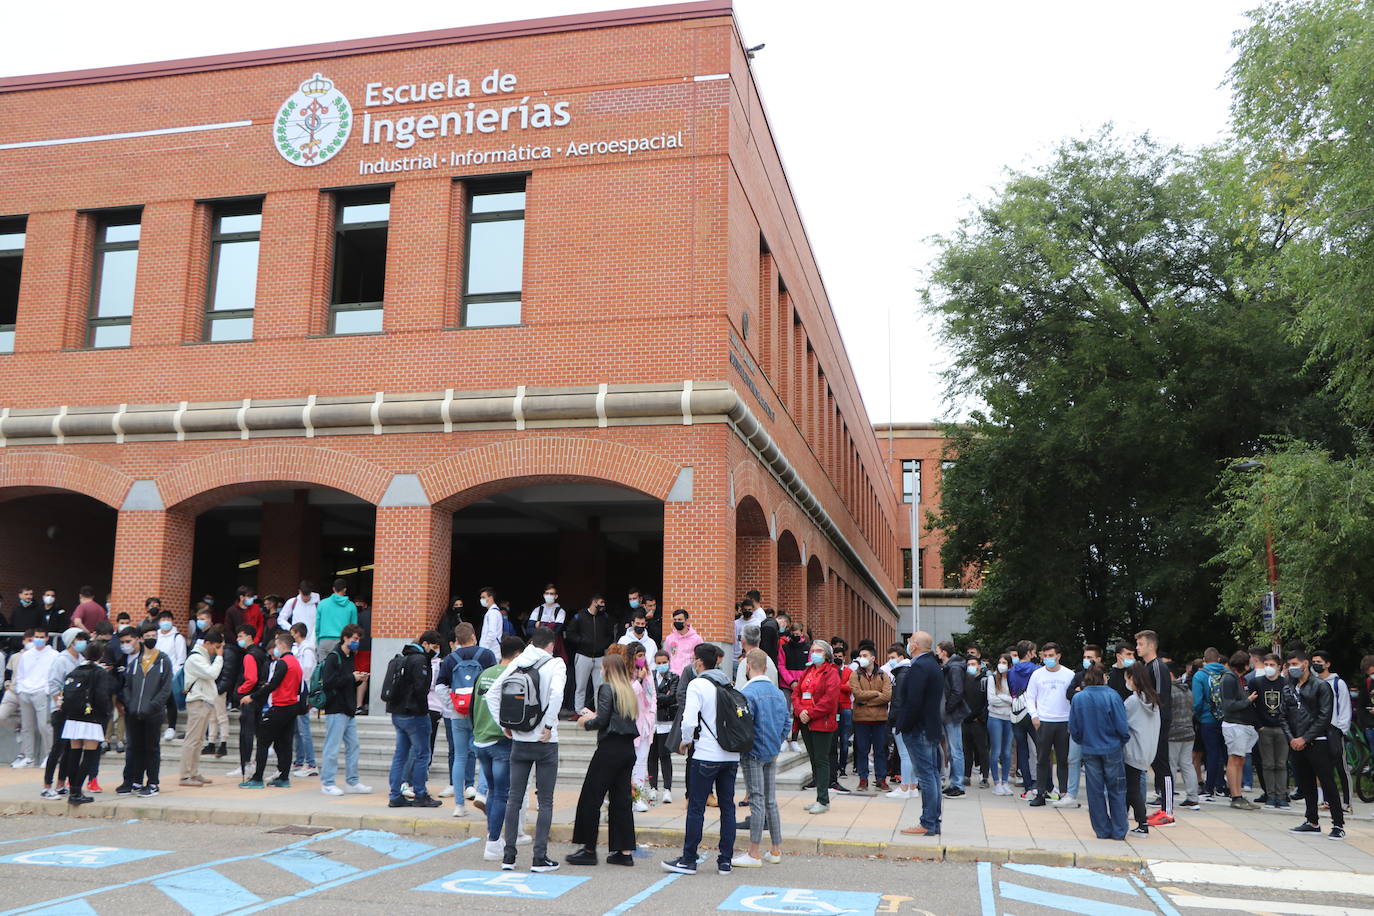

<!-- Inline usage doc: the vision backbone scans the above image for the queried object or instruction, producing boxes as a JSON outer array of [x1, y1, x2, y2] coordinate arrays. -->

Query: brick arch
[[0, 451, 134, 508], [729, 460, 773, 516], [159, 445, 392, 514], [421, 437, 681, 511], [735, 494, 769, 538]]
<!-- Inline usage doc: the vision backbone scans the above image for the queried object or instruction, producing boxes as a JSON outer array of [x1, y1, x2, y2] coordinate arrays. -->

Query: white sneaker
[[226, 767, 243, 778], [291, 766, 319, 778], [1053, 795, 1080, 808], [780, 741, 790, 755], [483, 840, 503, 861], [790, 741, 804, 753], [473, 793, 486, 807], [516, 833, 532, 846], [452, 806, 468, 818], [10, 756, 32, 769], [731, 853, 763, 868], [661, 790, 672, 804], [345, 783, 373, 794], [646, 788, 657, 803], [321, 785, 344, 797], [885, 786, 910, 799], [40, 788, 61, 799], [464, 785, 477, 800], [763, 851, 782, 864], [634, 799, 649, 813], [162, 728, 176, 742], [439, 784, 455, 798], [401, 782, 415, 800]]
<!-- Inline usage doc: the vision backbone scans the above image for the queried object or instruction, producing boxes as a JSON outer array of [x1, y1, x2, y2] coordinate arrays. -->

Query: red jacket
[[257, 652, 302, 710], [835, 663, 854, 710], [795, 662, 841, 732]]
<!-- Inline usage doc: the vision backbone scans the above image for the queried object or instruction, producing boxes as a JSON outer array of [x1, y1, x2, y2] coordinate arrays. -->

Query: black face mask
[[634, 626, 646, 636], [674, 621, 685, 631], [142, 637, 157, 650], [1311, 662, 1326, 674]]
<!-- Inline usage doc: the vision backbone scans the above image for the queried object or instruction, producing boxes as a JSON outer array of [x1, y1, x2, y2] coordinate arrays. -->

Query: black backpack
[[379, 653, 412, 707], [700, 680, 754, 753], [62, 664, 99, 719], [498, 657, 551, 732]]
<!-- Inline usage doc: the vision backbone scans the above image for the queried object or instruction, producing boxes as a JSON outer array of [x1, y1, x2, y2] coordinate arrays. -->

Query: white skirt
[[62, 720, 105, 742]]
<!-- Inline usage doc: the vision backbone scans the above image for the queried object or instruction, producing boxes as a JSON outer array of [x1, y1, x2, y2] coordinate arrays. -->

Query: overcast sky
[[9, 0, 1256, 423]]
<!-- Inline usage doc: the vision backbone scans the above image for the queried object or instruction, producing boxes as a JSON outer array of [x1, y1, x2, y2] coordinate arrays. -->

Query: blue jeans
[[894, 729, 916, 786], [1200, 721, 1225, 795], [944, 720, 965, 789], [446, 717, 475, 802], [1066, 737, 1083, 798], [320, 713, 359, 787], [1082, 749, 1127, 840], [292, 713, 317, 767], [475, 740, 511, 842], [1014, 717, 1036, 791], [902, 731, 942, 834], [987, 717, 1013, 783], [389, 713, 432, 801], [682, 758, 737, 866], [852, 722, 888, 780]]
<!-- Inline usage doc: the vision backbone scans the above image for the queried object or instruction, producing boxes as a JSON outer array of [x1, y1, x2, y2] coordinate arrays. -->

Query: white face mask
[[1262, 665, 1278, 678], [543, 594, 556, 605], [858, 656, 872, 668], [997, 663, 1009, 674], [481, 598, 491, 609], [43, 596, 54, 606]]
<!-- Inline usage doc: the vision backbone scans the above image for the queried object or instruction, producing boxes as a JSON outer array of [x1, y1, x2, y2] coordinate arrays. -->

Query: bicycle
[[1346, 726, 1374, 804]]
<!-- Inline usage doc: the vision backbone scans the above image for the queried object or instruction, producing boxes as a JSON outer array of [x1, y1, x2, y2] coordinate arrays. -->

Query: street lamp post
[[1234, 460, 1279, 647]]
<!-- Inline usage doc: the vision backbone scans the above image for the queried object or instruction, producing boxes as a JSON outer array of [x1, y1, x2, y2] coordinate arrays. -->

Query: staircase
[[155, 713, 818, 788]]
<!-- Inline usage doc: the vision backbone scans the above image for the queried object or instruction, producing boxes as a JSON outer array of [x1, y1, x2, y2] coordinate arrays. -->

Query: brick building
[[874, 422, 979, 644], [0, 1, 900, 682]]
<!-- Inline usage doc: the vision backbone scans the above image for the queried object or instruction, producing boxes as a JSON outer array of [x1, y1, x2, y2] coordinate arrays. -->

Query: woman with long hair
[[629, 644, 658, 812], [794, 640, 841, 814], [567, 652, 640, 866], [986, 653, 1015, 795], [1124, 663, 1162, 835]]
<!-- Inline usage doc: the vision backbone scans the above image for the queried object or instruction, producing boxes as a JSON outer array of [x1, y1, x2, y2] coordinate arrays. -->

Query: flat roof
[[0, 1, 733, 93]]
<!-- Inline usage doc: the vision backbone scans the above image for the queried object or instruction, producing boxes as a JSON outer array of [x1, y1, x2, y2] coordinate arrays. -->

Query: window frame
[[901, 459, 921, 504], [461, 177, 526, 328], [901, 547, 912, 590], [203, 199, 264, 342], [87, 210, 143, 349], [329, 187, 392, 336], [0, 216, 24, 354]]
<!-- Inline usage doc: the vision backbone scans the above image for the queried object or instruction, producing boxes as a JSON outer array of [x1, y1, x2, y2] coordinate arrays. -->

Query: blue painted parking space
[[718, 885, 882, 916], [0, 845, 169, 869], [414, 869, 589, 899]]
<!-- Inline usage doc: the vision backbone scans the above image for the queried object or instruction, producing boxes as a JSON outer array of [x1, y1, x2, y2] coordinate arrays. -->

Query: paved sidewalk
[[1, 765, 1370, 873]]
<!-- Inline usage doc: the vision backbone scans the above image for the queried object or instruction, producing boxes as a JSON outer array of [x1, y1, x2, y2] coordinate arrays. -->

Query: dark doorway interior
[[0, 492, 116, 608]]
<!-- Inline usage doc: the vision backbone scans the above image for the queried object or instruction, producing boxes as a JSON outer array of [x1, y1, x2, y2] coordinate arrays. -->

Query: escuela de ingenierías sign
[[274, 67, 687, 173]]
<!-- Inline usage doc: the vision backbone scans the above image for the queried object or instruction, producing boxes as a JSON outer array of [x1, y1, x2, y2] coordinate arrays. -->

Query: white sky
[[8, 0, 1255, 423]]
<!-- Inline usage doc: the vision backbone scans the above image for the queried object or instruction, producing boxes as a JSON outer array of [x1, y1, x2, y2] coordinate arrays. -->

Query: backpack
[[449, 652, 486, 717], [61, 665, 98, 718], [701, 680, 755, 754], [379, 652, 412, 707], [307, 652, 333, 709], [498, 657, 550, 732], [1206, 668, 1224, 717]]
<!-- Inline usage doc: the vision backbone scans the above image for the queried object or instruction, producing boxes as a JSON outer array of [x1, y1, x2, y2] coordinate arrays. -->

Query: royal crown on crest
[[300, 73, 333, 96]]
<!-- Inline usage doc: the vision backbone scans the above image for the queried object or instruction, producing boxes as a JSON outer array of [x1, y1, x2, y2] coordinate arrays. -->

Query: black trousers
[[122, 713, 164, 788], [165, 693, 178, 730], [252, 707, 297, 782], [1035, 721, 1069, 797], [1329, 731, 1351, 807], [572, 734, 637, 852], [963, 718, 990, 780], [648, 731, 673, 790], [1126, 763, 1148, 827], [1294, 740, 1345, 827], [44, 710, 68, 787], [238, 700, 258, 770]]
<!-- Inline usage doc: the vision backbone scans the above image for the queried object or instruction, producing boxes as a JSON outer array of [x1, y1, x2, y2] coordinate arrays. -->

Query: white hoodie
[[484, 643, 567, 743]]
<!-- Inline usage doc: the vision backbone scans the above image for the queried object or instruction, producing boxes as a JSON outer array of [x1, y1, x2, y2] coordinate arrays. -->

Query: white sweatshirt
[[279, 593, 320, 643], [1023, 663, 1075, 723], [484, 644, 566, 743]]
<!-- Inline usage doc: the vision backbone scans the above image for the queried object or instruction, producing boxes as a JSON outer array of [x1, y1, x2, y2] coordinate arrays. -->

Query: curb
[[4, 800, 1149, 871]]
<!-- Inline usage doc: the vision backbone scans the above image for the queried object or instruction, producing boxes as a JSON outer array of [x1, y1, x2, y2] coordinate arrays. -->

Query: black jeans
[[1126, 763, 1148, 827], [252, 707, 297, 782], [648, 731, 673, 790], [165, 693, 178, 731], [963, 718, 989, 781], [44, 710, 68, 787], [572, 734, 637, 852], [238, 700, 258, 770], [122, 713, 164, 788], [1035, 721, 1069, 797], [1293, 739, 1345, 827], [802, 727, 834, 805]]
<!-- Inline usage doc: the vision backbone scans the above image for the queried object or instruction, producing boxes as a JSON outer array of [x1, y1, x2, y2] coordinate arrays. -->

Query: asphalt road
[[1, 814, 1369, 916]]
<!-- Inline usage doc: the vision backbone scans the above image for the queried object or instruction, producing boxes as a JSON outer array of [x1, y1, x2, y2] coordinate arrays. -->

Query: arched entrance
[[0, 491, 117, 613], [776, 529, 805, 626], [734, 495, 774, 607]]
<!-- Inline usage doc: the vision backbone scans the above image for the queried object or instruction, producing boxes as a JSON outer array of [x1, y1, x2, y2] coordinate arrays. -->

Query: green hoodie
[[316, 593, 357, 641]]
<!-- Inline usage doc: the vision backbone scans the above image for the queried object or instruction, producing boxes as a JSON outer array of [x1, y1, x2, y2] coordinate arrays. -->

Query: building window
[[463, 179, 525, 327], [89, 211, 141, 349], [330, 188, 390, 334], [205, 201, 262, 341], [917, 547, 926, 589], [901, 548, 912, 589], [0, 217, 23, 354], [902, 459, 921, 504], [944, 566, 964, 589]]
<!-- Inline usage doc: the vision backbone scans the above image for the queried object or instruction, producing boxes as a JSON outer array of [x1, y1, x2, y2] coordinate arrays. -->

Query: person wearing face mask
[[278, 581, 321, 646], [617, 610, 659, 661], [1282, 650, 1344, 839], [625, 588, 645, 632], [154, 610, 188, 742], [1025, 643, 1076, 806], [240, 633, 305, 789], [477, 587, 506, 658], [12, 627, 58, 770], [9, 588, 41, 650], [566, 595, 614, 711], [40, 628, 90, 797], [793, 640, 841, 814], [649, 649, 678, 805], [1164, 662, 1201, 811], [437, 597, 466, 648], [664, 608, 703, 677], [318, 624, 373, 796], [228, 624, 269, 779], [640, 596, 663, 647], [1108, 643, 1135, 701], [177, 627, 224, 787], [527, 585, 568, 662], [962, 651, 991, 790], [849, 643, 892, 792], [39, 589, 70, 639], [315, 579, 358, 661], [985, 654, 1015, 795], [116, 624, 173, 797], [1252, 653, 1291, 809], [734, 624, 778, 689], [1055, 644, 1102, 807], [226, 586, 266, 648]]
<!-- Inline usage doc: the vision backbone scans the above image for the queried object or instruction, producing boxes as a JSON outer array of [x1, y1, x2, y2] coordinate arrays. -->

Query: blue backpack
[[449, 652, 486, 717]]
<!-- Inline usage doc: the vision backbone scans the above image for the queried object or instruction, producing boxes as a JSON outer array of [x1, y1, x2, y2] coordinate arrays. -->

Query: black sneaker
[[530, 856, 560, 873], [138, 785, 159, 797], [1148, 796, 1163, 807], [201, 743, 216, 755], [411, 794, 442, 808], [1253, 794, 1269, 805], [1290, 822, 1321, 834], [718, 860, 732, 875], [607, 852, 634, 866], [565, 847, 598, 866], [501, 849, 517, 871], [1129, 825, 1148, 836], [1028, 796, 1047, 807], [1329, 826, 1346, 841], [388, 797, 413, 808], [943, 786, 965, 798], [215, 742, 227, 758], [67, 793, 94, 806], [115, 784, 135, 796], [800, 777, 815, 791], [979, 777, 990, 789], [830, 781, 851, 795], [660, 856, 697, 875]]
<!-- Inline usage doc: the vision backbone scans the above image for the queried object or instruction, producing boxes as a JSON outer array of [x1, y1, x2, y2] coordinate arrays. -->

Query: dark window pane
[[0, 255, 20, 325], [208, 316, 253, 341], [332, 226, 388, 305], [465, 299, 521, 327], [94, 249, 138, 317], [332, 307, 383, 335], [466, 219, 524, 294], [103, 223, 140, 243], [91, 323, 131, 348], [217, 213, 262, 234], [210, 240, 259, 311], [471, 191, 525, 214]]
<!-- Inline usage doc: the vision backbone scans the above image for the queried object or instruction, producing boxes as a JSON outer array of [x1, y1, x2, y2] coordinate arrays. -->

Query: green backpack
[[307, 653, 332, 709]]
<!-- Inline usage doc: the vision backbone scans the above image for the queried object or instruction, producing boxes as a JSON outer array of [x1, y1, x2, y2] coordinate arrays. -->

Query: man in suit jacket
[[896, 631, 945, 837]]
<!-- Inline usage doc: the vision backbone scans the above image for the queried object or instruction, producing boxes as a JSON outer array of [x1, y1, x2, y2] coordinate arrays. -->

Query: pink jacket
[[632, 676, 657, 746], [664, 625, 703, 675]]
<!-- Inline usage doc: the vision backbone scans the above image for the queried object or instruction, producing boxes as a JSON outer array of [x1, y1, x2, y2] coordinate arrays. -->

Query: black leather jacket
[[585, 683, 640, 739], [1282, 673, 1333, 745]]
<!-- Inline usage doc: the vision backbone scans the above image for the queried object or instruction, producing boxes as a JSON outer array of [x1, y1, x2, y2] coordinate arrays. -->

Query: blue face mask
[[1044, 657, 1059, 669], [238, 639, 250, 650], [195, 619, 206, 630], [158, 620, 173, 632], [655, 663, 669, 675], [32, 637, 47, 649], [347, 640, 361, 652], [73, 640, 88, 654], [810, 651, 825, 666], [1082, 658, 1093, 670], [629, 599, 640, 609], [1121, 657, 1135, 668]]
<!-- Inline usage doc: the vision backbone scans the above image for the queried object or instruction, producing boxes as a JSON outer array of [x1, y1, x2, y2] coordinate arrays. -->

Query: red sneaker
[[1146, 810, 1174, 827], [86, 779, 103, 794]]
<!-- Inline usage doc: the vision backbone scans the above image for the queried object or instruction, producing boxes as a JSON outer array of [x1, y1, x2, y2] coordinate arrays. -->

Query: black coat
[[566, 610, 615, 658], [895, 652, 944, 742], [319, 647, 358, 716]]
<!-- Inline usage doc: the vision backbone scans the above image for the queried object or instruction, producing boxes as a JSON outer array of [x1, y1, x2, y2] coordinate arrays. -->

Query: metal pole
[[910, 494, 920, 637]]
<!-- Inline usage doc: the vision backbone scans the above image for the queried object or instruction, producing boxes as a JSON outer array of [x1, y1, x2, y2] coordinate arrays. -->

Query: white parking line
[[1167, 892, 1374, 916], [1148, 861, 1374, 898]]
